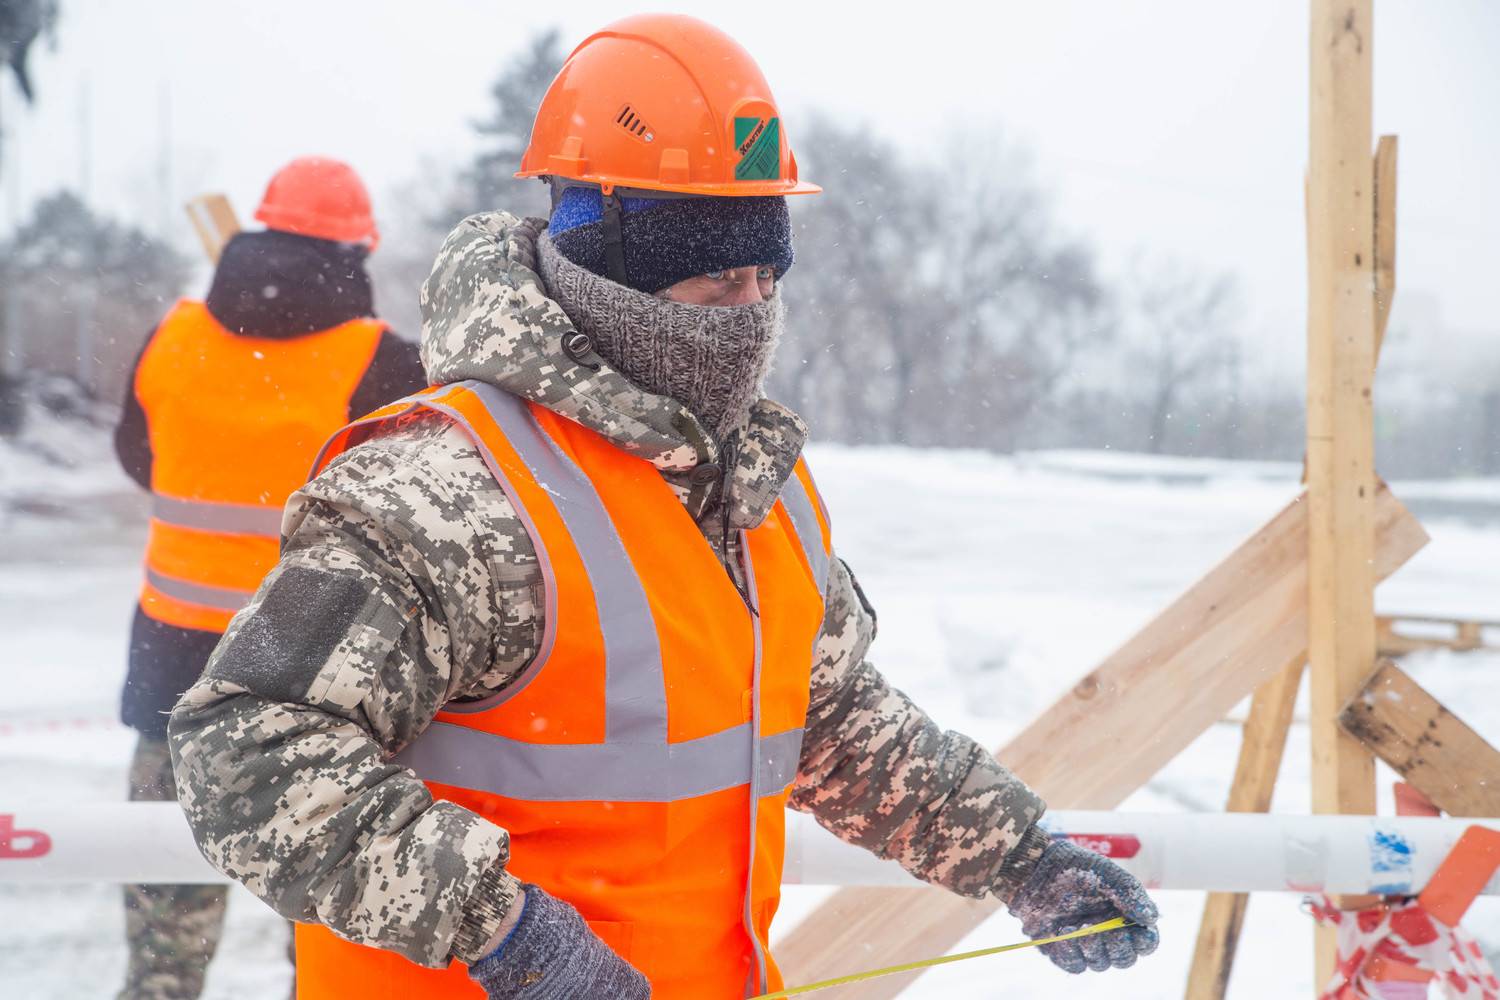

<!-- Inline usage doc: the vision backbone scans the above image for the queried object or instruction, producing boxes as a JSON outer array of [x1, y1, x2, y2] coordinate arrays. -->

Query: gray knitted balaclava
[[538, 229, 783, 444]]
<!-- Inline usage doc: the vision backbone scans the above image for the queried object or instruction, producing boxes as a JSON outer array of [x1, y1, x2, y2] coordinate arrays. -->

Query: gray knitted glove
[[1005, 836, 1160, 974], [467, 885, 650, 999]]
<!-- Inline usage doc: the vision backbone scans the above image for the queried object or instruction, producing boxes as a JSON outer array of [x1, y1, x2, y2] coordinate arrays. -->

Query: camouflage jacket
[[168, 213, 1046, 969]]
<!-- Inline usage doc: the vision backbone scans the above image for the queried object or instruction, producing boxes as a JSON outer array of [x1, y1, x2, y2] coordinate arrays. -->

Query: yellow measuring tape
[[751, 917, 1130, 998]]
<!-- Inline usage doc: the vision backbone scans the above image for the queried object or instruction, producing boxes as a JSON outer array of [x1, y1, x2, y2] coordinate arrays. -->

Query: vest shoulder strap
[[777, 458, 833, 595]]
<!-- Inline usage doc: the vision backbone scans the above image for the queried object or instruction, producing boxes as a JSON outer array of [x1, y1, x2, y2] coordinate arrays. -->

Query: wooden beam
[[184, 194, 241, 263], [776, 486, 1427, 998], [1339, 660, 1500, 817], [1184, 656, 1304, 1000], [1377, 615, 1499, 656], [1457, 621, 1483, 649], [1380, 613, 1500, 630], [1307, 0, 1377, 982]]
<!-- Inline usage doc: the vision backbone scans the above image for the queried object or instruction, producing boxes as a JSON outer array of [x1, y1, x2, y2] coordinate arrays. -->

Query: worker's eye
[[704, 270, 727, 281], [756, 266, 774, 281]]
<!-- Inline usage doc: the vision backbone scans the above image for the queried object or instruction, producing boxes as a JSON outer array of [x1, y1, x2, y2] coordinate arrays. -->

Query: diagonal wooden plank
[[776, 485, 1428, 998], [184, 193, 241, 264], [1339, 660, 1500, 818]]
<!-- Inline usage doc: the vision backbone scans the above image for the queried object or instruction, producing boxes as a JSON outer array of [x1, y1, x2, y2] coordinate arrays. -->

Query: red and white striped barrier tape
[[1310, 895, 1498, 1000], [0, 715, 120, 738], [1309, 825, 1500, 1000]]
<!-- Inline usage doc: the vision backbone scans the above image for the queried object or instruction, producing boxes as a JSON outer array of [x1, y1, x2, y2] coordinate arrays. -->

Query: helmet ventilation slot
[[615, 105, 655, 143]]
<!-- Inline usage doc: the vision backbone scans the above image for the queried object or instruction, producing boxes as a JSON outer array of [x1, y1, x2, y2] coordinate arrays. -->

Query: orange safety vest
[[296, 380, 833, 1000], [135, 299, 384, 632]]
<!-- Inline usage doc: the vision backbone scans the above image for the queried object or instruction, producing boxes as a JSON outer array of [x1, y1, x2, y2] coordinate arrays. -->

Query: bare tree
[[369, 29, 566, 344], [0, 0, 59, 172], [1119, 260, 1239, 453], [773, 113, 941, 443], [365, 163, 463, 340], [443, 29, 566, 223], [923, 138, 1110, 450], [773, 119, 1109, 452], [1, 191, 189, 406]]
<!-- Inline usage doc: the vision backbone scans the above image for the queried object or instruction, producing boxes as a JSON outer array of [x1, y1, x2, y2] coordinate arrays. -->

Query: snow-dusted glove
[[468, 884, 650, 999], [1005, 836, 1160, 974]]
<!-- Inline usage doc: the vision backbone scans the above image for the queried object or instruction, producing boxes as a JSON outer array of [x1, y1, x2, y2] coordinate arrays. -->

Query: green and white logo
[[734, 116, 781, 181]]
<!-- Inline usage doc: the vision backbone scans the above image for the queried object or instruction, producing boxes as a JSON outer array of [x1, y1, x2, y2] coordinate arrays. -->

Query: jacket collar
[[206, 230, 374, 337], [420, 212, 806, 529]]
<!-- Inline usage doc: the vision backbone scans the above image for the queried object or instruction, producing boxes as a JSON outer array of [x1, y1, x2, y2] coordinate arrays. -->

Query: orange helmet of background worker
[[254, 156, 380, 250], [517, 14, 819, 197]]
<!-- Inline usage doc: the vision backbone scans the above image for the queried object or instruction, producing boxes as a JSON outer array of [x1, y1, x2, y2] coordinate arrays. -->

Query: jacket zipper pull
[[729, 528, 759, 618]]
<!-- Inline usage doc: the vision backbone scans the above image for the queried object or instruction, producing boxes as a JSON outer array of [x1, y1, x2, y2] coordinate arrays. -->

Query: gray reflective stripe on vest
[[779, 472, 830, 594], [144, 567, 253, 613], [420, 382, 669, 743], [151, 495, 283, 537], [394, 722, 802, 803]]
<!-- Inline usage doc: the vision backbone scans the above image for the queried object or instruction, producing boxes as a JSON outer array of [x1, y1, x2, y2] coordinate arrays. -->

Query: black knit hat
[[547, 187, 794, 294]]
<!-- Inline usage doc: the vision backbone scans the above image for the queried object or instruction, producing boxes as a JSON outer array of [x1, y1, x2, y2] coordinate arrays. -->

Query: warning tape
[[752, 917, 1130, 998], [0, 716, 120, 738]]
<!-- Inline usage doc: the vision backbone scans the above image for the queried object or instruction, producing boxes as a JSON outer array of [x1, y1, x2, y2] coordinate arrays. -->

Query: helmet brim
[[515, 170, 820, 198]]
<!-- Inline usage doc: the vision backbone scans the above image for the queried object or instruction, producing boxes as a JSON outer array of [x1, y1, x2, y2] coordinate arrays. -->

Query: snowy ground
[[2, 440, 1498, 998]]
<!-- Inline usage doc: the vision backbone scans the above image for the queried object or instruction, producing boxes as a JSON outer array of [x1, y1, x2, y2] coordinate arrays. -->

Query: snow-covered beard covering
[[538, 230, 784, 444]]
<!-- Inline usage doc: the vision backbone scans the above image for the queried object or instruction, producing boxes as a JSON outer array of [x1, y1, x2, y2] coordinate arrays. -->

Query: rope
[[753, 917, 1130, 998]]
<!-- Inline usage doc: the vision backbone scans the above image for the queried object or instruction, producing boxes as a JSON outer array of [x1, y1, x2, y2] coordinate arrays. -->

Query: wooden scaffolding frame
[[1187, 0, 1397, 977], [776, 2, 1484, 996]]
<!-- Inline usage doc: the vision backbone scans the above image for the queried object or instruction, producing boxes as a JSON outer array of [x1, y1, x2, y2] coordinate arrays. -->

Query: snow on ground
[[0, 379, 130, 523], [2, 441, 1498, 998]]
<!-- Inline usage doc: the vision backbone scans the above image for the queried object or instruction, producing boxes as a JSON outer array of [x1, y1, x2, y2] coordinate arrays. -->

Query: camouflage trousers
[[118, 735, 228, 1000]]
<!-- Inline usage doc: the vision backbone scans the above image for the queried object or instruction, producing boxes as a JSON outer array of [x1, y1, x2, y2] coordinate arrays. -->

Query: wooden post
[[1456, 621, 1482, 651], [1307, 0, 1377, 986]]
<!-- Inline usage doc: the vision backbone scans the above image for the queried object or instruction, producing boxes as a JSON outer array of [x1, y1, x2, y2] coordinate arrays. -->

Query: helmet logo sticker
[[734, 116, 781, 181]]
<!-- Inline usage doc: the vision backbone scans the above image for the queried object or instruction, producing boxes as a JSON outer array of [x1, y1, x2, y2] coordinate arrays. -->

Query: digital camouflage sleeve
[[792, 559, 1047, 902]]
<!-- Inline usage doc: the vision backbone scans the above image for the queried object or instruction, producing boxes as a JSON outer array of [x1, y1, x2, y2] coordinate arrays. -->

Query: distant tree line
[[0, 191, 188, 430], [4, 28, 1496, 477]]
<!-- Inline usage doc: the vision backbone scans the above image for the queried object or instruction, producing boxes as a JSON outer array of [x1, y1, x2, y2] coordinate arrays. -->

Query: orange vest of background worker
[[136, 301, 384, 631], [134, 302, 384, 632], [112, 157, 425, 1000], [294, 381, 833, 999]]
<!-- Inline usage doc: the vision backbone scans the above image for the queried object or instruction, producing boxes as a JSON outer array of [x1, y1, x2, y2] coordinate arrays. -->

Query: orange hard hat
[[517, 14, 819, 198], [254, 156, 380, 251]]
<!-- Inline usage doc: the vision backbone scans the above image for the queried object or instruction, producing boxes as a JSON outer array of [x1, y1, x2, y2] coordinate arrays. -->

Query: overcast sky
[[3, 1, 1497, 373]]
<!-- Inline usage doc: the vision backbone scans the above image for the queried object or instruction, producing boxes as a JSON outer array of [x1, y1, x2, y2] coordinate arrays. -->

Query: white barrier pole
[[783, 810, 1500, 895], [1, 803, 224, 884], [4, 805, 1499, 895]]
